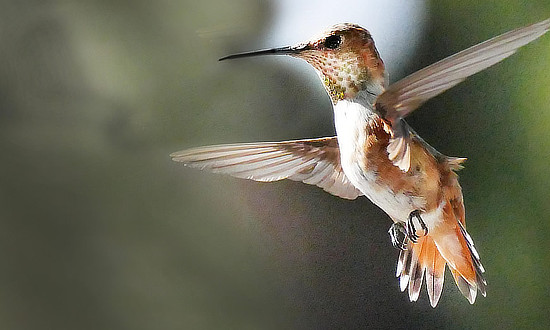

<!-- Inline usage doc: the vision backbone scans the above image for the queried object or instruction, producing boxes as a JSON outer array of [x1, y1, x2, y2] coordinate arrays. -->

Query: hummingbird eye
[[324, 35, 342, 50]]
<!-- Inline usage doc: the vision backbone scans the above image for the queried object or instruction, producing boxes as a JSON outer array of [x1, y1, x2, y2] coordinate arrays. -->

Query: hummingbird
[[171, 19, 550, 307]]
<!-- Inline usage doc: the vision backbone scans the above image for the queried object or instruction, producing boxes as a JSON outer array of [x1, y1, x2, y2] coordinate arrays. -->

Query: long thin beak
[[219, 44, 309, 61]]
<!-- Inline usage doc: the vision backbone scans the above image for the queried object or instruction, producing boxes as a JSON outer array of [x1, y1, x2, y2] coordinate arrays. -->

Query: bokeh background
[[1, 0, 550, 329]]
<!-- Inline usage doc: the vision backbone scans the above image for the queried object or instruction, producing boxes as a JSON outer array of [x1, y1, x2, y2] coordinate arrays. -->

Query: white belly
[[333, 99, 425, 224]]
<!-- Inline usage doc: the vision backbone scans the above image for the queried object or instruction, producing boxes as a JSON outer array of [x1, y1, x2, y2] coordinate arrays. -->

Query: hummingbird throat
[[300, 51, 383, 104]]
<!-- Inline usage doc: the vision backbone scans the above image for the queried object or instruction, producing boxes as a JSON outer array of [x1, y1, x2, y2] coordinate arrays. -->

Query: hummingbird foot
[[407, 210, 428, 243], [388, 222, 408, 250]]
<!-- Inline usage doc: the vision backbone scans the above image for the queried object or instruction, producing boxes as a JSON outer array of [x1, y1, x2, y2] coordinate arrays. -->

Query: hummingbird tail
[[396, 235, 446, 307], [396, 201, 486, 307]]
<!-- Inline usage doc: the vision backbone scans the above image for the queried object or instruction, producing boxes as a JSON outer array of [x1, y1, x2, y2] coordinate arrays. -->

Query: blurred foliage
[[0, 0, 549, 329]]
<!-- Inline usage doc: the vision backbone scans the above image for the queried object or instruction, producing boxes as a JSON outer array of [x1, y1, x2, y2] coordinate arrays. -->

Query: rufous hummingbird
[[171, 19, 550, 307]]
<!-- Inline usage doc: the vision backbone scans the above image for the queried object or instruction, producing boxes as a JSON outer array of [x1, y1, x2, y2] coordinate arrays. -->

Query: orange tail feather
[[396, 202, 486, 307]]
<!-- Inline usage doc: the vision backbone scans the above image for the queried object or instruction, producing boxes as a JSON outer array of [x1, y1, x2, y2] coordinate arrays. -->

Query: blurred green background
[[1, 1, 549, 329]]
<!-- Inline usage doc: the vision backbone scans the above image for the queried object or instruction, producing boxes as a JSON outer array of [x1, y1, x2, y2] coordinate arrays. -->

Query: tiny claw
[[407, 210, 427, 242], [407, 218, 418, 243], [388, 222, 408, 250]]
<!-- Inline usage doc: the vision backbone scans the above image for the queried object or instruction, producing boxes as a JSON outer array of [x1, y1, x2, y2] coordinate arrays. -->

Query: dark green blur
[[0, 1, 549, 329]]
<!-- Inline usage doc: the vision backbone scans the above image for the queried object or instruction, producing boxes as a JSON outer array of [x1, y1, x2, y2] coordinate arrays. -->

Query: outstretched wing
[[376, 18, 550, 171], [377, 18, 550, 121], [171, 137, 363, 200]]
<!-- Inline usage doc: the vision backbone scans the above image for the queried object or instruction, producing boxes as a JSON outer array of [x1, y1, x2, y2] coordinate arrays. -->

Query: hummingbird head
[[220, 23, 387, 104]]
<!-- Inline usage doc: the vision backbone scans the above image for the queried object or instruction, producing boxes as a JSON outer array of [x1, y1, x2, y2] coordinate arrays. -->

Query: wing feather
[[376, 18, 550, 171], [376, 18, 550, 121], [171, 137, 363, 200]]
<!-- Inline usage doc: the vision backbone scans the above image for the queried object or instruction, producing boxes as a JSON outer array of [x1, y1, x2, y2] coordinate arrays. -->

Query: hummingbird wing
[[375, 18, 550, 171], [171, 137, 363, 200], [377, 18, 550, 121]]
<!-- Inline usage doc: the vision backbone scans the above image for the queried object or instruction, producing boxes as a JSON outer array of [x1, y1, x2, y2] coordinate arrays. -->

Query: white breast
[[333, 99, 425, 224]]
